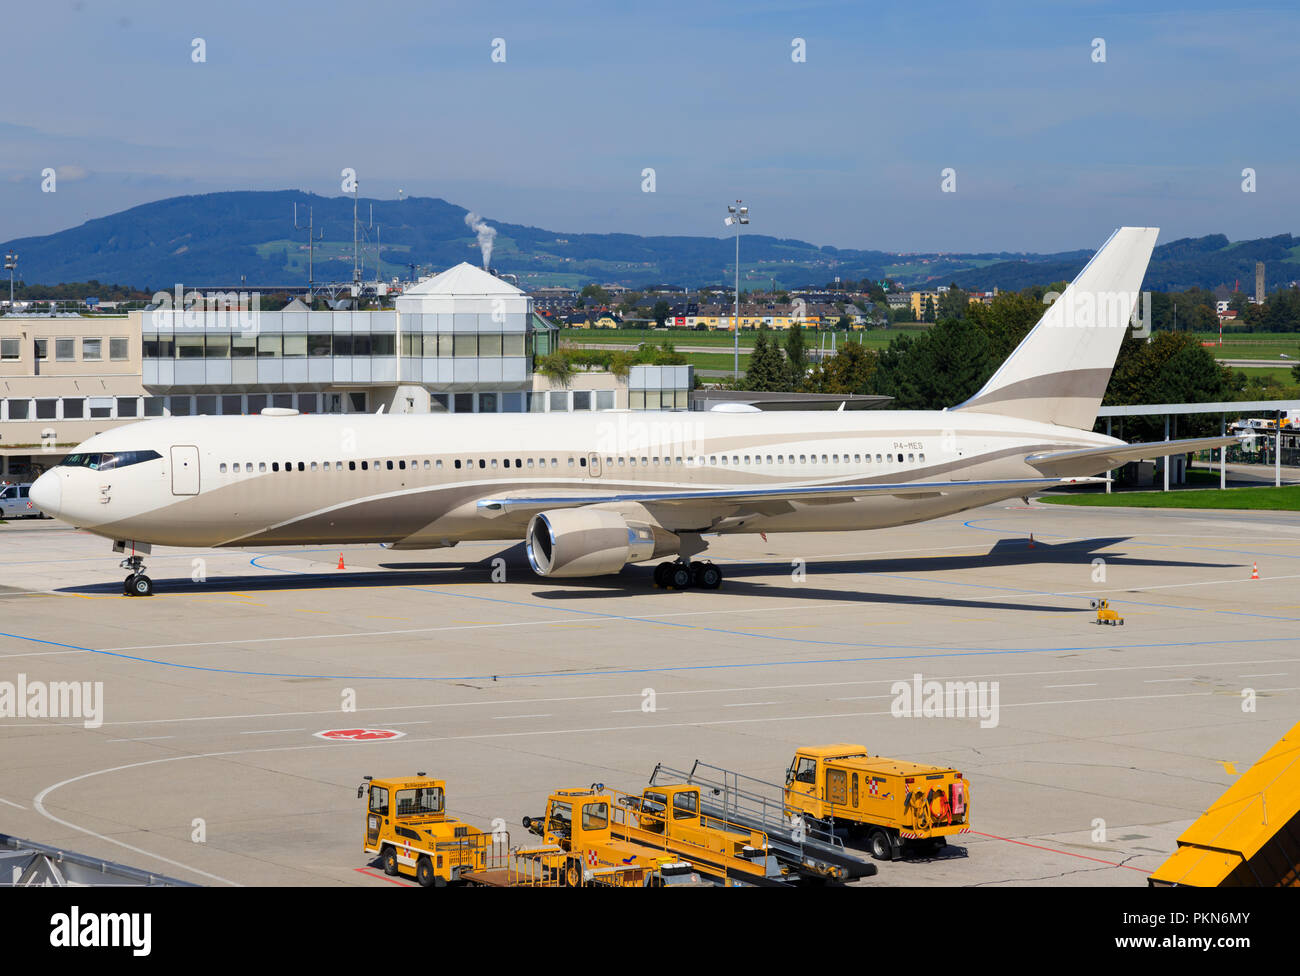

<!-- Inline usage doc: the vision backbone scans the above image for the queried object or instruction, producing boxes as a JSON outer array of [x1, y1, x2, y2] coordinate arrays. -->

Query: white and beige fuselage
[[33, 408, 1115, 551]]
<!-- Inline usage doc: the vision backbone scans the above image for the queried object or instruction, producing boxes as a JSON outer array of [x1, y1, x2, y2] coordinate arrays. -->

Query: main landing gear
[[120, 553, 154, 597], [653, 559, 723, 591]]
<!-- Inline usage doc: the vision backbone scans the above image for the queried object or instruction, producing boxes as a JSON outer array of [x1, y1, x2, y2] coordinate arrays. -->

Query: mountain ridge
[[2, 190, 1295, 294]]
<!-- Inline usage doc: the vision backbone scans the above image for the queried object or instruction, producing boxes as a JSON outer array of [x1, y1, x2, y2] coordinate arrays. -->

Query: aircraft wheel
[[693, 562, 723, 590], [667, 564, 692, 590], [653, 563, 672, 588], [123, 574, 137, 596], [130, 574, 154, 597]]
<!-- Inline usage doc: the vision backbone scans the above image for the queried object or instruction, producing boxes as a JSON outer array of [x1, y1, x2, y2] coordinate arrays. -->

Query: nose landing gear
[[121, 554, 154, 597]]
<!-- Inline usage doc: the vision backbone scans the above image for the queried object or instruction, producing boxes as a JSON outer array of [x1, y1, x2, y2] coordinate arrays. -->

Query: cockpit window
[[58, 450, 162, 471]]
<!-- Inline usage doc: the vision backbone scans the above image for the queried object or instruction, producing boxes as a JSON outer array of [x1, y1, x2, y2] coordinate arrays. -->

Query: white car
[[0, 483, 46, 519]]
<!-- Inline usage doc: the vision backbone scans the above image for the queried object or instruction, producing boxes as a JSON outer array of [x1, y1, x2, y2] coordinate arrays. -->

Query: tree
[[804, 342, 878, 394], [784, 323, 807, 388], [740, 331, 788, 391], [581, 283, 610, 305], [937, 286, 968, 321], [652, 299, 671, 327], [868, 318, 994, 409]]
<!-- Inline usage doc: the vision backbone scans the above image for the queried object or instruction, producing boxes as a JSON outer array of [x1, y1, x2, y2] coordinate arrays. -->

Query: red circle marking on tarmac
[[313, 728, 406, 741]]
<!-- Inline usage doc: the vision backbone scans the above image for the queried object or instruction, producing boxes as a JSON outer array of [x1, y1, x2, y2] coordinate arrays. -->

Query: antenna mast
[[293, 202, 324, 304]]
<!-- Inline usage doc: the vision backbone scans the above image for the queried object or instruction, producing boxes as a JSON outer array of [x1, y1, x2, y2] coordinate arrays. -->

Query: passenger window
[[454, 460, 461, 469], [399, 460, 406, 470], [629, 458, 636, 467], [908, 454, 914, 462], [720, 456, 727, 465], [897, 453, 904, 462], [709, 456, 717, 465], [491, 459, 498, 468], [875, 454, 882, 463], [386, 460, 393, 470], [919, 453, 925, 462], [349, 461, 357, 471], [515, 459, 522, 467], [567, 458, 575, 468], [233, 463, 240, 473], [259, 462, 267, 472], [799, 455, 806, 464], [526, 459, 534, 468], [435, 460, 442, 469], [272, 462, 279, 472], [578, 457, 586, 467], [478, 459, 486, 469], [361, 461, 369, 470], [297, 462, 304, 471], [310, 462, 318, 471], [219, 463, 227, 473]]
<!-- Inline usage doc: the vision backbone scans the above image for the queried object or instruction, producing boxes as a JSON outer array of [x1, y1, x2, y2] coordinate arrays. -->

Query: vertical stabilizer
[[953, 226, 1158, 429]]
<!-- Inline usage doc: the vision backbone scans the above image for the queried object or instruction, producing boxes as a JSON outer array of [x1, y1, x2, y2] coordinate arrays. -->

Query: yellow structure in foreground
[[1149, 720, 1300, 886]]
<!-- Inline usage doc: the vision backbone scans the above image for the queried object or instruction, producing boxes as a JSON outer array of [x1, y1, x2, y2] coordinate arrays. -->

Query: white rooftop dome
[[395, 261, 532, 318], [401, 262, 525, 298]]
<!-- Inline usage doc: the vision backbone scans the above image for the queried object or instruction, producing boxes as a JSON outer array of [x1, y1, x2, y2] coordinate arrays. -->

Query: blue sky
[[2, 0, 1297, 252]]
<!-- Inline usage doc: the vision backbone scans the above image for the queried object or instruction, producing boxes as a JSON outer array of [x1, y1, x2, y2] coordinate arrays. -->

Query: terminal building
[[0, 262, 693, 481]]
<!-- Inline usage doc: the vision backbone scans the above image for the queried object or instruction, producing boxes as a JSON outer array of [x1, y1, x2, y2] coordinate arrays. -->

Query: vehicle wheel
[[381, 846, 399, 876], [416, 856, 436, 887], [131, 574, 154, 597], [868, 828, 894, 861], [695, 562, 722, 590], [565, 861, 581, 887], [123, 574, 137, 596], [653, 563, 671, 588], [668, 564, 692, 590]]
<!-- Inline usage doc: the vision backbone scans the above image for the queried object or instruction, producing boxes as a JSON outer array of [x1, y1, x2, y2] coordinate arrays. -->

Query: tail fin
[[953, 226, 1158, 429]]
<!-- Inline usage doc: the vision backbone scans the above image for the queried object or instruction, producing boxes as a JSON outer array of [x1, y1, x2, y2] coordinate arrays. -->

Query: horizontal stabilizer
[[1025, 435, 1239, 478]]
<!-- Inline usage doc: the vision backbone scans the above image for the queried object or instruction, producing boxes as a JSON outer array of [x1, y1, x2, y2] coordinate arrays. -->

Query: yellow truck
[[784, 744, 971, 861], [1149, 719, 1300, 887], [522, 786, 709, 886], [357, 774, 491, 886]]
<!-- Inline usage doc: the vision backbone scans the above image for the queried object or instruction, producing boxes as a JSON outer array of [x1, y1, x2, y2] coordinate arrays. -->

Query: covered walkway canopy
[[1096, 398, 1300, 491]]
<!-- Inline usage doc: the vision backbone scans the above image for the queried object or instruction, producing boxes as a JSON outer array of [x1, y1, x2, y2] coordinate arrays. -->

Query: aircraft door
[[588, 452, 602, 477], [170, 445, 200, 495]]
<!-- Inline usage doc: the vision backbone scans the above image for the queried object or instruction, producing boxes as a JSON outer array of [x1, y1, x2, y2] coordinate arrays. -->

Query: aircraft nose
[[30, 470, 61, 517]]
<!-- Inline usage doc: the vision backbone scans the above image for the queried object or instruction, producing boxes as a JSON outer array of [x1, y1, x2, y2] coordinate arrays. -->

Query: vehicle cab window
[[368, 786, 389, 816], [794, 757, 817, 785]]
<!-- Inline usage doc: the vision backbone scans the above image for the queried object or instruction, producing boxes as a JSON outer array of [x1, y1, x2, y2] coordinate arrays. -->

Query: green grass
[[1192, 332, 1300, 361], [1038, 484, 1300, 511]]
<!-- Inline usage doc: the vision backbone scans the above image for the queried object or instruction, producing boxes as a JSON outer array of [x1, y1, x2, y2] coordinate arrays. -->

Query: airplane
[[31, 227, 1237, 596]]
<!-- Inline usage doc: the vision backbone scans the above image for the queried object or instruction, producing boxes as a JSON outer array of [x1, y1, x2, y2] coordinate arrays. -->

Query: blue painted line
[[0, 626, 1295, 684]]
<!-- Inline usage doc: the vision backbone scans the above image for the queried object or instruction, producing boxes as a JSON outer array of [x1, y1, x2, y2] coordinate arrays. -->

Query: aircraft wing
[[476, 476, 1072, 519], [1025, 435, 1239, 478]]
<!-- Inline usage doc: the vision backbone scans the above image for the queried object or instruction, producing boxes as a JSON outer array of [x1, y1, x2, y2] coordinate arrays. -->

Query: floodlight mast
[[725, 201, 750, 379]]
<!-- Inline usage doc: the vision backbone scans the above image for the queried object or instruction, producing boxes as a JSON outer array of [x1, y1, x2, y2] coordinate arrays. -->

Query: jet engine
[[525, 509, 673, 578]]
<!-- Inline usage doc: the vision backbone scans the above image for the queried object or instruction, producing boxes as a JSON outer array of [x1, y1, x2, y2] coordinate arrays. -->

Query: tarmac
[[1, 499, 1297, 887]]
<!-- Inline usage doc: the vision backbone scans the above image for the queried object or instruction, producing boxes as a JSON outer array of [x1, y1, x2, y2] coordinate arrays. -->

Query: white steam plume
[[464, 211, 497, 269]]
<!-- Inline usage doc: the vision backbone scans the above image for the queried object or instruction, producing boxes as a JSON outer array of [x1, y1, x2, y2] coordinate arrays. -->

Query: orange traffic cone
[[337, 553, 346, 570], [1251, 562, 1259, 580]]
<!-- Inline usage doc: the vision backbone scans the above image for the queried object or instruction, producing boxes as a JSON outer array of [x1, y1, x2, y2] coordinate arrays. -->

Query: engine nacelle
[[526, 509, 670, 578]]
